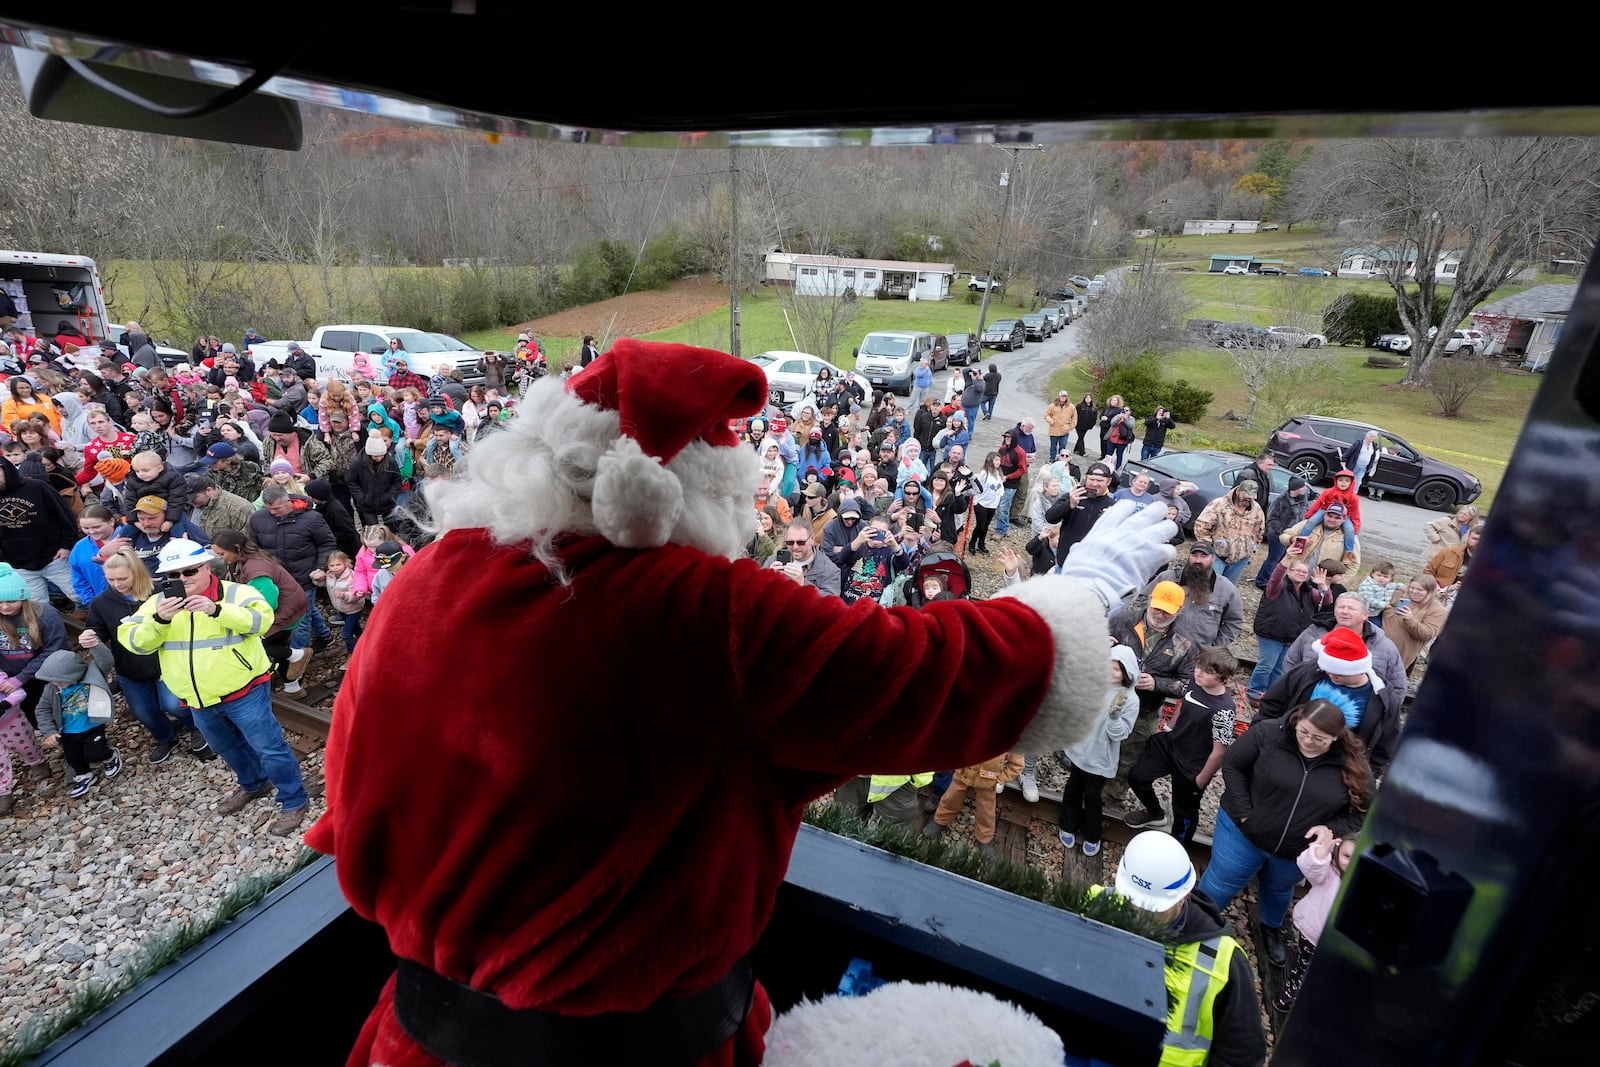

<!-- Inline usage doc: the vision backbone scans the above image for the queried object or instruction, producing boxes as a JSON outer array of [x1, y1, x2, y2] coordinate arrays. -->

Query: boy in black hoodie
[[0, 456, 81, 607]]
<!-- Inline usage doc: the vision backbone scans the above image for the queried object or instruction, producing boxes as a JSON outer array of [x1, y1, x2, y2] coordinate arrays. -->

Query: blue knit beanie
[[0, 564, 29, 601]]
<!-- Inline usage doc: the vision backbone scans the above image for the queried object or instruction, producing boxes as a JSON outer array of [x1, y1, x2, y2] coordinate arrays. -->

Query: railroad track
[[991, 781, 1213, 870]]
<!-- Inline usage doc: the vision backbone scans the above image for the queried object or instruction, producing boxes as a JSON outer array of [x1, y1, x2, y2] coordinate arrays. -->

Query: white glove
[[1058, 499, 1178, 615]]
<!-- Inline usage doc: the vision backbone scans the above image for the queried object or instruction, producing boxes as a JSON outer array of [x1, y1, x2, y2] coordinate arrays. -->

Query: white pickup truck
[[249, 323, 487, 384]]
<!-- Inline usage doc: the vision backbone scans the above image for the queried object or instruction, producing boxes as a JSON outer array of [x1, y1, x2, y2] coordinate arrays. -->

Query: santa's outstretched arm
[[737, 500, 1176, 788]]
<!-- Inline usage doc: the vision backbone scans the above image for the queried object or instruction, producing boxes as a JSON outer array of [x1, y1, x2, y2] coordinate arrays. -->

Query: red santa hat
[[1317, 627, 1373, 676], [567, 339, 767, 548]]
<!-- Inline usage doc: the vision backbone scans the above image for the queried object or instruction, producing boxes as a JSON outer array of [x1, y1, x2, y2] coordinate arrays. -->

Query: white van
[[0, 250, 113, 346], [852, 330, 947, 394]]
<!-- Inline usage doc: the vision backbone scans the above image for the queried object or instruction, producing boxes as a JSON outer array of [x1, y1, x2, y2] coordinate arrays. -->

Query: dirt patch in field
[[521, 276, 728, 340]]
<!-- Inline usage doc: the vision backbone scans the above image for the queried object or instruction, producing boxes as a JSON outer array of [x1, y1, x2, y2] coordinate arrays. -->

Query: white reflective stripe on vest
[[221, 583, 266, 634], [866, 772, 934, 802], [160, 633, 251, 652]]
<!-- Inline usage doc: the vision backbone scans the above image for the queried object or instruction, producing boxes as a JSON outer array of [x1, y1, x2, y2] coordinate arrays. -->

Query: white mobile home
[[1182, 220, 1260, 236], [774, 254, 956, 301]]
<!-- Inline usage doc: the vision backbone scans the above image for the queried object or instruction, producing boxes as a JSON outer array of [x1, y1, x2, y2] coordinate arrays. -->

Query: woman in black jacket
[[1073, 394, 1096, 456], [1097, 394, 1123, 458], [1248, 556, 1317, 700], [78, 548, 209, 763], [1198, 699, 1374, 966]]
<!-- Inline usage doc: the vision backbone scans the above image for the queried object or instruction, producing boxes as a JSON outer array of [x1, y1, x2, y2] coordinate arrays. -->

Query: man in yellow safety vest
[[1091, 831, 1266, 1066], [832, 772, 932, 831]]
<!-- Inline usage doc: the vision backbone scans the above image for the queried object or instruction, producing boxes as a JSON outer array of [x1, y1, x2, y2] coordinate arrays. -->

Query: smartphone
[[774, 549, 793, 565], [1291, 536, 1310, 554], [161, 575, 187, 600], [1395, 598, 1411, 611]]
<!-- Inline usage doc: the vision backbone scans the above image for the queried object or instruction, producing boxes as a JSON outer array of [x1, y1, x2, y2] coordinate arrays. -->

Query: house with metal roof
[[1467, 283, 1580, 370]]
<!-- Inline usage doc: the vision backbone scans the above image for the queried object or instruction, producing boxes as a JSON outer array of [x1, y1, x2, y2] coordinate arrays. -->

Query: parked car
[[1048, 286, 1077, 300], [1186, 318, 1223, 339], [1296, 267, 1332, 277], [1068, 275, 1092, 288], [1119, 450, 1291, 536], [746, 350, 848, 406], [1258, 265, 1286, 275], [1038, 305, 1067, 332], [981, 319, 1026, 351], [1212, 322, 1271, 348], [1266, 325, 1328, 349], [1265, 414, 1482, 510], [107, 323, 191, 369], [1261, 224, 1281, 231], [1373, 333, 1413, 353], [1222, 263, 1251, 276], [1021, 313, 1052, 341], [946, 331, 980, 366], [968, 274, 1001, 292], [1444, 329, 1486, 356]]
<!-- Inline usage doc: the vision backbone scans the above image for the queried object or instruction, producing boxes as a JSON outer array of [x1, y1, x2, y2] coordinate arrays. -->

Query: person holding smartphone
[[766, 523, 840, 598], [119, 538, 308, 837]]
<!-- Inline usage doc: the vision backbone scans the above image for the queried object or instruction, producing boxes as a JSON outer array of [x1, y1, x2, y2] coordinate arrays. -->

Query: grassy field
[[1047, 347, 1538, 508], [633, 286, 1037, 369]]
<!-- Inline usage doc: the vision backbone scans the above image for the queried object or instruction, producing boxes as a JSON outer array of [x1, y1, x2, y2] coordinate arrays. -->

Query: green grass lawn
[[640, 286, 1032, 369], [1047, 347, 1538, 509]]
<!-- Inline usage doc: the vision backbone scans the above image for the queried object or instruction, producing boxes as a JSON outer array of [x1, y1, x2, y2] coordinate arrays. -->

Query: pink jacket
[[1290, 844, 1345, 943], [351, 542, 416, 597]]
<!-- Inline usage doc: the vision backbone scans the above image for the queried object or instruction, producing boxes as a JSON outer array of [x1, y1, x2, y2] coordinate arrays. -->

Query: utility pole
[[729, 147, 742, 357], [975, 144, 1042, 342]]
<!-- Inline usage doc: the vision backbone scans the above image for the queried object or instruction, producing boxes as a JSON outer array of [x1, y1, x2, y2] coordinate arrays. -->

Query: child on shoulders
[[1295, 469, 1362, 560]]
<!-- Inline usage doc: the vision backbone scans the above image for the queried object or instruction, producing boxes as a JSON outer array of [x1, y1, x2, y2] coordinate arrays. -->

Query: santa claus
[[307, 339, 1176, 1066]]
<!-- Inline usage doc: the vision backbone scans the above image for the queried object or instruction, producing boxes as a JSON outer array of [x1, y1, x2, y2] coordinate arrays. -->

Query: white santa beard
[[424, 376, 760, 572]]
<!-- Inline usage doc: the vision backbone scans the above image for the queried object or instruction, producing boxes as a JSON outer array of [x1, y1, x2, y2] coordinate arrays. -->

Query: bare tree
[[1426, 354, 1497, 417], [1078, 269, 1194, 373], [775, 287, 863, 364], [0, 53, 162, 255], [1292, 138, 1600, 384]]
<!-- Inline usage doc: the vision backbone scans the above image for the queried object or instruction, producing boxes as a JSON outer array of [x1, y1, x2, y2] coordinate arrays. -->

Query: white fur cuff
[[993, 575, 1114, 756], [764, 981, 1064, 1067]]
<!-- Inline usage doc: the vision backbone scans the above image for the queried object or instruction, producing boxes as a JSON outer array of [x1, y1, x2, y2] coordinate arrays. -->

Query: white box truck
[[0, 249, 113, 346]]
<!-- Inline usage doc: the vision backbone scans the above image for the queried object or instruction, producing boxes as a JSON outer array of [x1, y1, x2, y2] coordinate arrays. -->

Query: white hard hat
[[155, 538, 217, 574], [1114, 831, 1196, 911]]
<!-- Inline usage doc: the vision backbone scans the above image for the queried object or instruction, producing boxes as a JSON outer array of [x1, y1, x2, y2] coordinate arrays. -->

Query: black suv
[[946, 332, 979, 366], [1266, 415, 1482, 510]]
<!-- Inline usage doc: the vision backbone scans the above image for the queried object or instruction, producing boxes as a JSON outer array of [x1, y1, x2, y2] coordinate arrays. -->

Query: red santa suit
[[307, 340, 1176, 1067]]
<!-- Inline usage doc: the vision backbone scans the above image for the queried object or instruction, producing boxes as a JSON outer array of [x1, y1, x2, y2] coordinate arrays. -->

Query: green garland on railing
[[0, 847, 321, 1067], [801, 803, 1177, 943]]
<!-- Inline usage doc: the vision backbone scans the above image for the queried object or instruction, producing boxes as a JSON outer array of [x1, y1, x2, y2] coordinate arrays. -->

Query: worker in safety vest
[[1090, 832, 1266, 1066], [832, 772, 932, 831]]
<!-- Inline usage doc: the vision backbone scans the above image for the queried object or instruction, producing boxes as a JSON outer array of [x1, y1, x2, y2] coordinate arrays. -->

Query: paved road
[[951, 316, 1443, 570]]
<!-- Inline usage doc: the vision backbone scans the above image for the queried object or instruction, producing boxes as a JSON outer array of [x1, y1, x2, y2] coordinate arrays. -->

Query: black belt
[[393, 955, 755, 1067]]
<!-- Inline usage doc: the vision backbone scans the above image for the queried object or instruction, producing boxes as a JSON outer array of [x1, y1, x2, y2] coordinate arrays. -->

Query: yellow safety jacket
[[119, 579, 275, 709], [866, 773, 934, 802], [1087, 886, 1239, 1066]]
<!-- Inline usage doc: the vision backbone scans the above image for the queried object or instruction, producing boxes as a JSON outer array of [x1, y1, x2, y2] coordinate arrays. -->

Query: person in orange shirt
[[2, 376, 61, 435]]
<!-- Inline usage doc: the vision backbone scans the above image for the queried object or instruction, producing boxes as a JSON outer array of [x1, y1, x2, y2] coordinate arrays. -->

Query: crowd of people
[[740, 358, 1482, 1042], [0, 325, 1483, 1064], [0, 327, 553, 823]]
